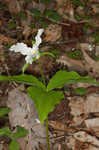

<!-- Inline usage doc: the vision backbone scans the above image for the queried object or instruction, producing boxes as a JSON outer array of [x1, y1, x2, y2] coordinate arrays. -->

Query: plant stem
[[38, 59, 46, 85], [46, 117, 50, 150], [38, 59, 50, 150]]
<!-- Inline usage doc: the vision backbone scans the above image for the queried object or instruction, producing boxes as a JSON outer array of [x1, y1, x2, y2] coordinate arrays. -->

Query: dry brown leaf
[[49, 121, 67, 131], [6, 0, 21, 14], [92, 4, 99, 14], [87, 145, 99, 150], [21, 11, 33, 40], [0, 20, 2, 26], [30, 1, 46, 14], [80, 45, 99, 78], [56, 0, 77, 22], [22, 26, 32, 40], [84, 93, 99, 113], [56, 55, 85, 73], [44, 24, 62, 42], [69, 93, 99, 125], [67, 134, 98, 150], [95, 45, 99, 56], [85, 118, 99, 128], [21, 10, 32, 27], [74, 131, 99, 147], [0, 34, 15, 44], [76, 6, 85, 16]]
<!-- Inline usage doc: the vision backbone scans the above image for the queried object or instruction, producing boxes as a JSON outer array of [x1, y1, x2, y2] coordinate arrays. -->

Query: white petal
[[9, 43, 32, 55], [32, 44, 38, 51], [35, 50, 40, 59], [35, 29, 44, 47], [25, 55, 33, 64], [35, 51, 40, 59]]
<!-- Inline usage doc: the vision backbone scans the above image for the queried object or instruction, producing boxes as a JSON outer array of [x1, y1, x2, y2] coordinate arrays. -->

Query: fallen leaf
[[85, 118, 99, 128], [6, 0, 21, 14], [95, 45, 99, 56], [80, 44, 99, 78], [22, 26, 32, 40], [49, 120, 67, 131], [74, 131, 99, 147], [56, 55, 85, 73], [0, 34, 15, 44], [84, 93, 99, 113], [44, 24, 62, 42], [56, 0, 77, 22], [69, 93, 99, 125], [7, 87, 53, 150], [76, 6, 85, 16], [92, 4, 99, 14]]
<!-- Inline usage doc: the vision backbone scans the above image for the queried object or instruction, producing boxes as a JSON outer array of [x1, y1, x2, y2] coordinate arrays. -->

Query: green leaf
[[9, 140, 19, 150], [30, 8, 41, 17], [74, 87, 86, 95], [0, 74, 46, 90], [47, 70, 97, 91], [44, 9, 61, 22], [40, 52, 55, 58], [7, 22, 17, 28], [29, 24, 36, 29], [13, 126, 28, 139], [67, 50, 82, 59], [44, 9, 54, 17], [50, 12, 61, 22], [0, 127, 12, 139], [0, 108, 10, 117], [28, 86, 64, 123]]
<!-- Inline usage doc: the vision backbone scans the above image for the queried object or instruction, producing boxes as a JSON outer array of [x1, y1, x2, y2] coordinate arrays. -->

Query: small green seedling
[[91, 33, 99, 44], [0, 107, 28, 150], [93, 56, 99, 61], [0, 126, 28, 150], [7, 22, 17, 28], [0, 107, 10, 117], [83, 22, 95, 31], [67, 49, 82, 59]]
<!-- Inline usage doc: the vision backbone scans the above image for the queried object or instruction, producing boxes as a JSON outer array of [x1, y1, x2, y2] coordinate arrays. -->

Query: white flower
[[88, 44, 93, 51], [9, 29, 44, 64]]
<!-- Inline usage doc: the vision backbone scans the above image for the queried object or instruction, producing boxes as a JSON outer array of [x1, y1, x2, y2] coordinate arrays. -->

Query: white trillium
[[9, 29, 44, 64]]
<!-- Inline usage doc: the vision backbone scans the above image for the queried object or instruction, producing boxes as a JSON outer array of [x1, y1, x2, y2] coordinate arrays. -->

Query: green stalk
[[38, 59, 46, 85], [46, 116, 50, 150], [38, 59, 50, 150]]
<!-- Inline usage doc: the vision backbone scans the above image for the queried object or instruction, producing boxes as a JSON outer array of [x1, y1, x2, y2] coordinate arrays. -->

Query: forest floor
[[0, 0, 99, 150]]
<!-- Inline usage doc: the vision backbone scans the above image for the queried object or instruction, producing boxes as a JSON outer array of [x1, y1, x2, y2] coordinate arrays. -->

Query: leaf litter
[[0, 0, 99, 149]]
